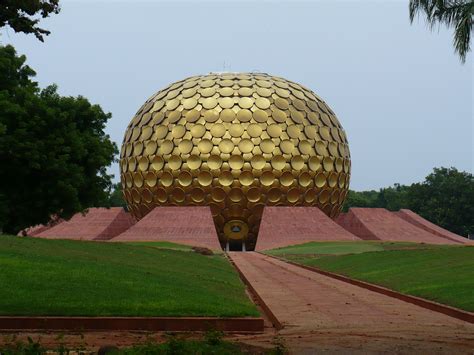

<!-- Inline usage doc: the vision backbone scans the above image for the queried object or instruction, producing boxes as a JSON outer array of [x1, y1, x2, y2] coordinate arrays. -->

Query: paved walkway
[[229, 252, 474, 353]]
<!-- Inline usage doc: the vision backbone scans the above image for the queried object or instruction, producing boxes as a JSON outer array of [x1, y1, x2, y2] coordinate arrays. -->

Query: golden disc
[[219, 87, 234, 96], [287, 188, 300, 203], [238, 139, 254, 153], [208, 155, 222, 169], [145, 171, 157, 187], [182, 98, 198, 110], [253, 109, 268, 123], [133, 172, 143, 187], [238, 97, 254, 109], [260, 171, 274, 186], [267, 124, 282, 138], [151, 155, 164, 170], [187, 155, 201, 170], [197, 171, 213, 186], [160, 171, 173, 187], [251, 155, 266, 169], [280, 171, 294, 186], [299, 140, 312, 155], [229, 188, 243, 202], [185, 109, 200, 123], [172, 125, 186, 138], [319, 189, 330, 204], [267, 188, 281, 203], [315, 172, 326, 188], [271, 155, 286, 170], [260, 139, 275, 153], [229, 155, 244, 170], [247, 187, 262, 202], [177, 170, 192, 186], [203, 109, 219, 123], [219, 139, 234, 153], [202, 97, 218, 109], [155, 187, 167, 203], [160, 140, 174, 155], [218, 170, 234, 186], [256, 87, 272, 97], [145, 141, 158, 155], [168, 110, 181, 124], [308, 156, 322, 171], [271, 108, 287, 123], [328, 172, 338, 187], [220, 109, 236, 122], [248, 123, 263, 137], [198, 139, 213, 154], [211, 187, 226, 202], [236, 109, 252, 122], [210, 123, 226, 137], [168, 155, 182, 170], [291, 155, 305, 170], [287, 125, 301, 139], [190, 124, 206, 138], [178, 139, 193, 154], [229, 124, 244, 137], [323, 157, 334, 172], [200, 87, 216, 97], [239, 170, 254, 186], [280, 140, 295, 154], [171, 187, 186, 203], [219, 97, 234, 109], [299, 171, 312, 187], [191, 187, 205, 202], [138, 156, 149, 171], [274, 98, 289, 110]]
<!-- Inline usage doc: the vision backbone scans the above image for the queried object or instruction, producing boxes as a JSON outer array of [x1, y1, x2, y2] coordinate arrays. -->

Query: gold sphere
[[120, 73, 351, 250]]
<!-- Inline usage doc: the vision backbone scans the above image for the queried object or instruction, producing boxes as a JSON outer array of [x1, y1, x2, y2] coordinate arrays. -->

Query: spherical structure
[[120, 73, 351, 250]]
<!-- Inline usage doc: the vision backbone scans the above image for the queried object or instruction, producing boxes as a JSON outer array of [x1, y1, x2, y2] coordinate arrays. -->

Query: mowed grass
[[0, 236, 259, 317], [266, 241, 474, 311]]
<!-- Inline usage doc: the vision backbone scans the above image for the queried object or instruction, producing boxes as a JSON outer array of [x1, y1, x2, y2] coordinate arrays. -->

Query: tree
[[0, 45, 117, 234], [406, 167, 473, 236], [107, 183, 127, 208], [409, 0, 473, 62], [0, 0, 60, 42]]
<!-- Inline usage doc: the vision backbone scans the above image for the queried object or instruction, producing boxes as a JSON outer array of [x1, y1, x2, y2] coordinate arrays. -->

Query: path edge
[[0, 316, 264, 332], [226, 253, 283, 330], [263, 253, 474, 324]]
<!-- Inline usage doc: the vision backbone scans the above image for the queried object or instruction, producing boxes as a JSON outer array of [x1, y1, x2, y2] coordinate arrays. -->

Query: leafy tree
[[406, 167, 473, 236], [0, 0, 60, 42], [409, 0, 473, 62], [107, 182, 126, 208], [0, 45, 117, 234]]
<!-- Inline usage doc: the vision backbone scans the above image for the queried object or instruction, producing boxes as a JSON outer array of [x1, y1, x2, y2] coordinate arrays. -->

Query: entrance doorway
[[226, 239, 246, 252]]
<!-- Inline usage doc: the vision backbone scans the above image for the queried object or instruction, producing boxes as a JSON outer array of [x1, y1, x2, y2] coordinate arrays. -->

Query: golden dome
[[120, 73, 351, 250]]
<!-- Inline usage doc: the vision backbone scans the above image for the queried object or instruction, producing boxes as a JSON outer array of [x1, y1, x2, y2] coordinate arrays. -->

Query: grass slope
[[0, 236, 258, 317], [267, 242, 474, 311]]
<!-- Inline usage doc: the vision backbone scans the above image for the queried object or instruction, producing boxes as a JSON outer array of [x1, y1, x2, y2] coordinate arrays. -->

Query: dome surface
[[120, 73, 351, 250]]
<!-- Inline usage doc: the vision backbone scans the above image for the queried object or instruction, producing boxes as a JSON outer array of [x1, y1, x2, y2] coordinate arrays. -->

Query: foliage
[[295, 244, 474, 311], [343, 167, 473, 236], [0, 235, 259, 317], [409, 0, 473, 62], [107, 182, 126, 207], [0, 45, 117, 234], [0, 0, 60, 42]]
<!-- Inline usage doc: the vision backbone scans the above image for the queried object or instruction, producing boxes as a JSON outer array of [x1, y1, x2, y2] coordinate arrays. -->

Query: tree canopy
[[0, 45, 117, 234], [344, 167, 474, 237], [409, 0, 473, 62], [0, 0, 60, 42]]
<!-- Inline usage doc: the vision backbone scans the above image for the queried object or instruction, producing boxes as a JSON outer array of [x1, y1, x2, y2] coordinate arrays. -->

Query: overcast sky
[[2, 0, 472, 190]]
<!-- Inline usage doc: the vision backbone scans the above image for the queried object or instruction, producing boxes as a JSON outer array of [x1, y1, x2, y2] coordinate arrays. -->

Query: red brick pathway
[[35, 208, 135, 241], [336, 208, 458, 244], [229, 252, 474, 347], [110, 207, 221, 250], [255, 207, 360, 251]]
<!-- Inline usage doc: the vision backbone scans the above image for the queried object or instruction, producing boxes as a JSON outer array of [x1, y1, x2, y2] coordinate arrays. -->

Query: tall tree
[[409, 0, 473, 62], [0, 0, 60, 41], [0, 45, 117, 234]]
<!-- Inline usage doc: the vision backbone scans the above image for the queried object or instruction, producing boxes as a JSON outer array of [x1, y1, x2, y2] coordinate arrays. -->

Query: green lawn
[[266, 241, 474, 311], [0, 235, 258, 317]]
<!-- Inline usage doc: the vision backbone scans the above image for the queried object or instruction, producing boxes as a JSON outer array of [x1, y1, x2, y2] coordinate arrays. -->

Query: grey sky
[[2, 0, 472, 190]]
